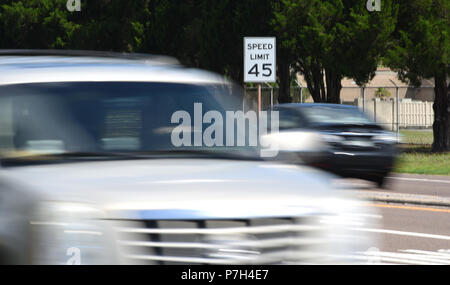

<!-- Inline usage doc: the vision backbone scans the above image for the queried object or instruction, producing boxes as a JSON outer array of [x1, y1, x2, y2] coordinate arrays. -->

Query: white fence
[[399, 100, 434, 128], [355, 98, 434, 131]]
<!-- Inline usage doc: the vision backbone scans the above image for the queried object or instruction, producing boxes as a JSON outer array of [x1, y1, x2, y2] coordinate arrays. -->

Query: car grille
[[113, 217, 328, 265], [325, 134, 385, 151]]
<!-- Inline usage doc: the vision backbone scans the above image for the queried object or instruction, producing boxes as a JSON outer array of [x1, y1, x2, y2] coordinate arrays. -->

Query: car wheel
[[374, 173, 389, 189]]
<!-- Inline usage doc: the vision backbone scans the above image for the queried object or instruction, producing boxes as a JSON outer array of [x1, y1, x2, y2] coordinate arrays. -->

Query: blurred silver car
[[0, 50, 377, 264]]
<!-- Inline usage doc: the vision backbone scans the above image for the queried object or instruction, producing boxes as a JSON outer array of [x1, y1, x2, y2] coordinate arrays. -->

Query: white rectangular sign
[[244, 37, 276, 83]]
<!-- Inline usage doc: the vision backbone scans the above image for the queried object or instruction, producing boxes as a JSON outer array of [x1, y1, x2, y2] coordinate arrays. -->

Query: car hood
[[0, 159, 343, 218]]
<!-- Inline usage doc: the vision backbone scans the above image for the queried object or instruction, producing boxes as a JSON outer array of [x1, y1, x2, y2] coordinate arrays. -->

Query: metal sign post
[[295, 80, 303, 104], [257, 83, 262, 115], [361, 87, 366, 112], [389, 79, 400, 142]]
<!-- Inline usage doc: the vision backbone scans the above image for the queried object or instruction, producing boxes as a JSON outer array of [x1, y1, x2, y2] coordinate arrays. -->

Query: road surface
[[344, 173, 450, 198], [339, 174, 450, 264]]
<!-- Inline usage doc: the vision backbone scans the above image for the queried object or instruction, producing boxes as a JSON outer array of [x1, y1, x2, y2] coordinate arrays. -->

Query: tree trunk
[[277, 59, 292, 103], [301, 60, 326, 103], [432, 73, 450, 152], [298, 62, 343, 104], [313, 63, 326, 102], [325, 69, 342, 104]]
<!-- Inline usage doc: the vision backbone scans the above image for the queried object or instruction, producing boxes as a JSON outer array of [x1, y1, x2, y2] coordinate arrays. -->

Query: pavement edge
[[349, 190, 450, 208]]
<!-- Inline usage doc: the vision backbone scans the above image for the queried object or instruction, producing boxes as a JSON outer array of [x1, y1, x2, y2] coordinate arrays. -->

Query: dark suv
[[270, 103, 398, 187]]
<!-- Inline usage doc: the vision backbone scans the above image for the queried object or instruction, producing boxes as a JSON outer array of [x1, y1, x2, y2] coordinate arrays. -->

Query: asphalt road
[[338, 174, 450, 264], [353, 203, 450, 265], [342, 173, 450, 198]]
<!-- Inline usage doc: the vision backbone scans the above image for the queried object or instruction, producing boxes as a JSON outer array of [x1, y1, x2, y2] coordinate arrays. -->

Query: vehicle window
[[0, 82, 257, 160], [301, 106, 373, 125], [278, 109, 305, 130]]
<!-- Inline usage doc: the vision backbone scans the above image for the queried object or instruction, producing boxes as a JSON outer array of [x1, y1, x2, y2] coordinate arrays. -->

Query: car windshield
[[301, 106, 374, 125], [0, 82, 258, 162]]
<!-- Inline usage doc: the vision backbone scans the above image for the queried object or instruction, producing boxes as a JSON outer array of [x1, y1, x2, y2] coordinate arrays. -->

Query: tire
[[374, 173, 389, 189]]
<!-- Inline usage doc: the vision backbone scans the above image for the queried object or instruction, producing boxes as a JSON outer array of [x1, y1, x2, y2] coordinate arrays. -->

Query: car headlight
[[29, 202, 119, 265], [321, 134, 345, 144], [374, 133, 400, 144]]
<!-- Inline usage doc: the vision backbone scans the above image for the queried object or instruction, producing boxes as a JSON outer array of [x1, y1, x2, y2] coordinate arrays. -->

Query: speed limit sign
[[244, 37, 276, 83]]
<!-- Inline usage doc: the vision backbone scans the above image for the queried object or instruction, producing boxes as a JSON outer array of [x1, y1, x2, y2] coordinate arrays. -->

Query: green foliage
[[384, 0, 449, 86], [384, 0, 449, 152], [0, 0, 445, 93], [395, 151, 450, 175], [136, 0, 275, 84], [400, 130, 434, 145], [272, 0, 398, 102], [0, 0, 151, 51], [375, 87, 391, 99], [0, 0, 78, 49]]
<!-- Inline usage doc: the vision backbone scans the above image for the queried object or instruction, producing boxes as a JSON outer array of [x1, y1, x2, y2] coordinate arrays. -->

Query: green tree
[[0, 0, 80, 49], [272, 0, 397, 103], [0, 0, 151, 51], [143, 0, 275, 86], [68, 0, 151, 52], [139, 0, 200, 62], [384, 0, 449, 152]]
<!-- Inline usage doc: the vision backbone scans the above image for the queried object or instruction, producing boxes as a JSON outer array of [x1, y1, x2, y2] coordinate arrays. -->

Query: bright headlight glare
[[30, 202, 118, 265], [321, 134, 344, 143], [374, 134, 400, 144]]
